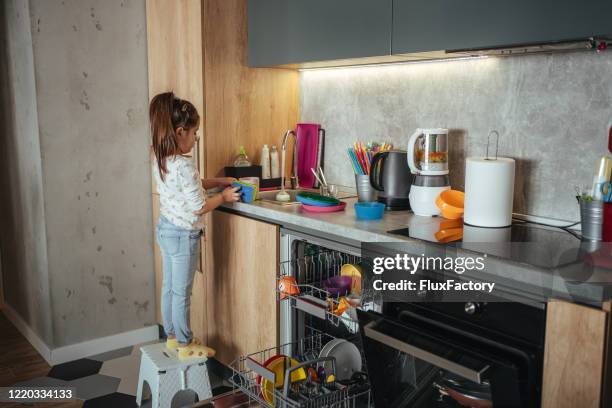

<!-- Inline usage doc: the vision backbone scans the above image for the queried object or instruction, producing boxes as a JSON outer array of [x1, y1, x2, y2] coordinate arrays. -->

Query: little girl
[[150, 92, 239, 360]]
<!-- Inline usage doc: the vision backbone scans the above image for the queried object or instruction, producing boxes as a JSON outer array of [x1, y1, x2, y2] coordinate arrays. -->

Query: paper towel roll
[[464, 157, 515, 228]]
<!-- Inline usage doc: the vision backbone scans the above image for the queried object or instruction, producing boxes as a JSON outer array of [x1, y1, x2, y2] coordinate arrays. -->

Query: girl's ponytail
[[149, 92, 199, 181]]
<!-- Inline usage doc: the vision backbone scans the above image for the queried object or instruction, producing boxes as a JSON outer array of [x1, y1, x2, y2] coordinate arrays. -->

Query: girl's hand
[[222, 186, 241, 202], [218, 177, 236, 187]]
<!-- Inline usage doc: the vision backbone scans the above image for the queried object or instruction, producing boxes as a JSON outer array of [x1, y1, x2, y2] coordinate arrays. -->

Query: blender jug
[[407, 128, 449, 175]]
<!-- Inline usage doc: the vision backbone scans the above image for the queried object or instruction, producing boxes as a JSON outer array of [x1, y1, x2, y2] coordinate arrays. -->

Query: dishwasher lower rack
[[229, 331, 371, 408]]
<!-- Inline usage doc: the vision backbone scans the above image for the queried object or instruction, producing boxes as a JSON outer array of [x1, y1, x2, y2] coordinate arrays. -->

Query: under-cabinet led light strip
[[297, 55, 489, 72]]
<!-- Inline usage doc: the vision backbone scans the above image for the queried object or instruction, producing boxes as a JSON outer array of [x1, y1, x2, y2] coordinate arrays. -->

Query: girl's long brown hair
[[149, 92, 199, 181]]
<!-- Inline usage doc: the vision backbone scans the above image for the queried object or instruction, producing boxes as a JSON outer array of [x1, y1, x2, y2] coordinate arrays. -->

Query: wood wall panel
[[541, 300, 607, 408], [205, 211, 279, 365], [203, 0, 299, 177], [146, 0, 206, 337]]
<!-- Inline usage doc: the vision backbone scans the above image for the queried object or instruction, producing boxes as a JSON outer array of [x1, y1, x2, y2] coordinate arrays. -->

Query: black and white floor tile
[[11, 341, 231, 408]]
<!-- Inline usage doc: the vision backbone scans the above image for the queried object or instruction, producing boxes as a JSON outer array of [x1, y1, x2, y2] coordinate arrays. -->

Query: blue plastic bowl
[[354, 202, 385, 220]]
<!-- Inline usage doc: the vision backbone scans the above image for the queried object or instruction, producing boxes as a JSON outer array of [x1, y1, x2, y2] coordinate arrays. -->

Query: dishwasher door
[[279, 227, 362, 345]]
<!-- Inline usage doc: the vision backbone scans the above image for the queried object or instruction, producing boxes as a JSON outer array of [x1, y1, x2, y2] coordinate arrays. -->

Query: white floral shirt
[[153, 155, 206, 230]]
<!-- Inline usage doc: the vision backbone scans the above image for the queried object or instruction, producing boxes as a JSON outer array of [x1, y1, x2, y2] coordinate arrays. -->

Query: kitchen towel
[[464, 157, 515, 228], [296, 123, 321, 188]]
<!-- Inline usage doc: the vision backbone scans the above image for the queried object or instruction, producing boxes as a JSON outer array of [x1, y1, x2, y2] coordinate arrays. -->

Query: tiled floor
[[1, 312, 232, 407]]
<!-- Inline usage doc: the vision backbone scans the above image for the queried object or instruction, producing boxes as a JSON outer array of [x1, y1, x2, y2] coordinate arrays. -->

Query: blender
[[407, 128, 451, 216]]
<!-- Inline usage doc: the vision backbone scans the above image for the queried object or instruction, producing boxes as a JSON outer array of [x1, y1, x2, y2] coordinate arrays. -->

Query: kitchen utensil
[[604, 203, 612, 242], [435, 372, 493, 408], [310, 167, 325, 187], [407, 128, 449, 175], [318, 166, 328, 186], [323, 275, 352, 297], [340, 264, 362, 295], [601, 182, 612, 202], [407, 128, 450, 216], [409, 175, 450, 216], [318, 184, 329, 197], [296, 124, 325, 188], [580, 199, 604, 241], [295, 191, 340, 206], [370, 150, 413, 210], [330, 296, 352, 316], [354, 202, 385, 220], [464, 132, 515, 227], [259, 355, 307, 404], [231, 181, 258, 203], [591, 156, 612, 200], [326, 184, 339, 198], [301, 202, 347, 213], [277, 276, 300, 300], [434, 222, 464, 243], [320, 339, 362, 382], [355, 174, 378, 202], [347, 141, 393, 175], [435, 189, 465, 220]]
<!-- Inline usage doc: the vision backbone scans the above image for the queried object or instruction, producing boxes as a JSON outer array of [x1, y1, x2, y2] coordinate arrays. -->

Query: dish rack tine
[[319, 252, 327, 283]]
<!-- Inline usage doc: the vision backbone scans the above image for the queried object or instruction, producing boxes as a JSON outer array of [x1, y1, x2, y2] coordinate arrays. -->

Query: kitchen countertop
[[220, 196, 612, 307]]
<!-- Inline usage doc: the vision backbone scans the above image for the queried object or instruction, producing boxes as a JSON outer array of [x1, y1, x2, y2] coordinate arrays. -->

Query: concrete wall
[[1, 0, 155, 348], [0, 0, 53, 345], [300, 52, 612, 222], [28, 0, 155, 346]]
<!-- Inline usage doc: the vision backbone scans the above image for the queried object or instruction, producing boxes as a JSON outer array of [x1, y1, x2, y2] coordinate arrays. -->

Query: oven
[[357, 301, 546, 407]]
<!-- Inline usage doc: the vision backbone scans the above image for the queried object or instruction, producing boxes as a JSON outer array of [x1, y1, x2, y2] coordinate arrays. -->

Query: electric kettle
[[369, 150, 413, 210]]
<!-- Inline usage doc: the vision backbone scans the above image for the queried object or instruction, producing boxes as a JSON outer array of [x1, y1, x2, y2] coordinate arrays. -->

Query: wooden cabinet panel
[[203, 0, 299, 177], [542, 300, 607, 408], [392, 0, 612, 55], [152, 193, 207, 342], [248, 0, 392, 67], [147, 0, 206, 328], [205, 211, 279, 365]]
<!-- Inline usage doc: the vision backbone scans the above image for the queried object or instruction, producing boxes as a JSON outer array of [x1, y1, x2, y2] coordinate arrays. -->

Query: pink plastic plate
[[301, 201, 346, 213]]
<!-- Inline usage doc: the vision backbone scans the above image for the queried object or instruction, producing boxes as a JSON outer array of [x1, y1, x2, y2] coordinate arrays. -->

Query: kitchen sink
[[257, 189, 303, 205], [256, 188, 357, 206]]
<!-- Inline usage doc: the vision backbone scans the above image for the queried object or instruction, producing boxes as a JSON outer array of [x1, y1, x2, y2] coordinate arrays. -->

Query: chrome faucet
[[280, 130, 298, 188]]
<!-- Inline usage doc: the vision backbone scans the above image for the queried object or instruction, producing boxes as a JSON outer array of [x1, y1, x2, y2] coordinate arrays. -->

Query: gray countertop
[[220, 196, 612, 307]]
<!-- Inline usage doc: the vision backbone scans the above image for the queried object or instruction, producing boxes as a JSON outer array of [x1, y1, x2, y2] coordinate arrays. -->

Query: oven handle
[[363, 321, 490, 384]]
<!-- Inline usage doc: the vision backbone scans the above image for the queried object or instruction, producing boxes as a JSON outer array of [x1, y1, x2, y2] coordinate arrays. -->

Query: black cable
[[512, 217, 580, 229], [512, 217, 582, 240]]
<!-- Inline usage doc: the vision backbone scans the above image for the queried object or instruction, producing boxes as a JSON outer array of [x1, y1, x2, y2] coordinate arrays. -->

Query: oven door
[[357, 308, 539, 408]]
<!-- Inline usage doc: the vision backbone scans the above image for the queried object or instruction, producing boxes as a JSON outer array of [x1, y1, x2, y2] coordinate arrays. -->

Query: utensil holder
[[580, 200, 604, 241], [355, 174, 377, 202]]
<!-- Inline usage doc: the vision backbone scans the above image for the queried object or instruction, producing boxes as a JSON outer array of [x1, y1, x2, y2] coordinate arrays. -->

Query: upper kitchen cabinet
[[392, 0, 612, 55], [248, 0, 392, 67]]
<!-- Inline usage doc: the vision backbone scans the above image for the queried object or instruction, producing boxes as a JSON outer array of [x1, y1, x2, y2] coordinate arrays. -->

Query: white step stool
[[136, 342, 213, 407]]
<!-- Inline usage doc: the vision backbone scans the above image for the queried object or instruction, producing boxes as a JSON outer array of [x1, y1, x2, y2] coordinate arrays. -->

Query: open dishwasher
[[229, 228, 375, 407]]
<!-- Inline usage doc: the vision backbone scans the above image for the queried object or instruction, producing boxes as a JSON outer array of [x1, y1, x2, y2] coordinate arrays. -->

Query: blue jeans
[[156, 216, 203, 345]]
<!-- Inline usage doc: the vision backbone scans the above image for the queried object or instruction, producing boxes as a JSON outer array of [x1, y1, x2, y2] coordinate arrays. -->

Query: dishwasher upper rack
[[229, 329, 371, 408], [286, 249, 362, 287], [278, 252, 378, 333]]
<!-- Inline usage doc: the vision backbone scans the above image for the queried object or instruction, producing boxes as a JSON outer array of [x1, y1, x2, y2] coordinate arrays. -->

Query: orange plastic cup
[[436, 190, 465, 220]]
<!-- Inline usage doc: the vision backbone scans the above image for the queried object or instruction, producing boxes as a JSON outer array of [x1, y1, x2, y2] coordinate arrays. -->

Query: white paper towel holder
[[485, 130, 500, 161], [464, 130, 515, 229]]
